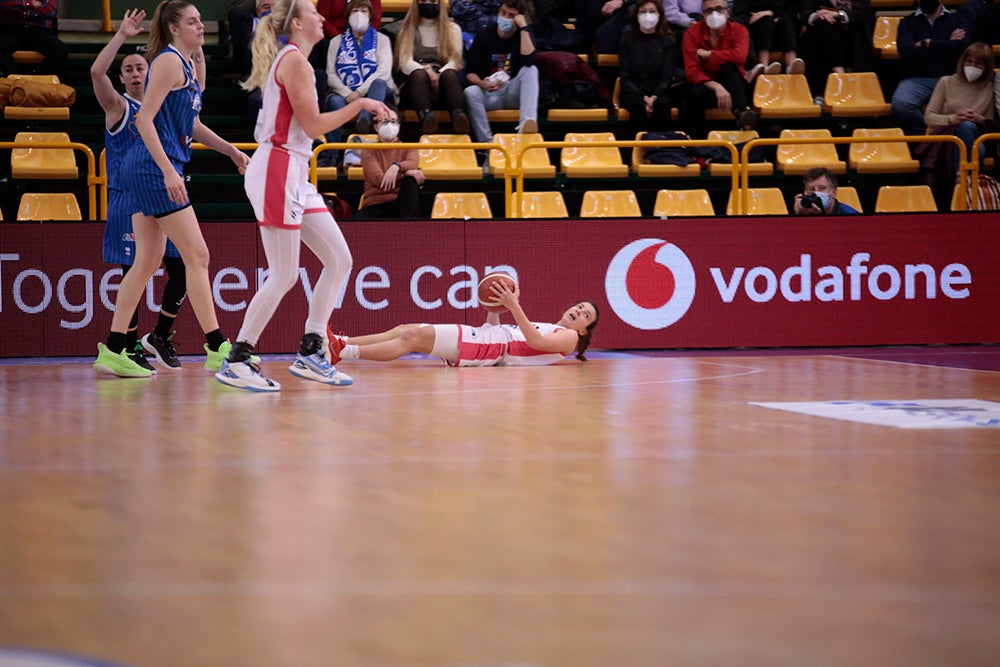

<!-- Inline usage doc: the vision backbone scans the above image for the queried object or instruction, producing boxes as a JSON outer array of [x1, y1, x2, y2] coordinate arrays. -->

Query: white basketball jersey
[[254, 44, 314, 161], [503, 322, 570, 366]]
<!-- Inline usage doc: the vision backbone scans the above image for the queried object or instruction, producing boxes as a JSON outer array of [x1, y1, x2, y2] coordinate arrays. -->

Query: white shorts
[[431, 323, 512, 367], [245, 146, 327, 229]]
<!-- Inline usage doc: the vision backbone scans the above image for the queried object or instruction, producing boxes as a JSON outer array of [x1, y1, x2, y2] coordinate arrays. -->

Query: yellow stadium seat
[[706, 130, 773, 177], [653, 189, 715, 217], [12, 50, 45, 64], [430, 192, 492, 219], [17, 193, 82, 221], [823, 72, 891, 116], [489, 133, 555, 178], [836, 186, 863, 213], [775, 129, 846, 175], [486, 109, 521, 123], [875, 185, 937, 212], [339, 134, 377, 180], [2, 75, 71, 120], [579, 190, 642, 218], [753, 74, 821, 119], [848, 128, 919, 174], [418, 134, 482, 179], [560, 132, 628, 178], [631, 131, 701, 177], [512, 191, 569, 218], [726, 188, 789, 215], [11, 131, 78, 179], [546, 107, 609, 122], [873, 16, 900, 59], [613, 78, 629, 122], [596, 53, 620, 67], [403, 109, 451, 124]]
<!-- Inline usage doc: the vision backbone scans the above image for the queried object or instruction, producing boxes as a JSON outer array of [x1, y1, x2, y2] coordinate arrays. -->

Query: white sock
[[341, 344, 360, 360]]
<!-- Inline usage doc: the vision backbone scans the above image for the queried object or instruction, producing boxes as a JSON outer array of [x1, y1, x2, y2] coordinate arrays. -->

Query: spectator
[[680, 0, 757, 138], [228, 0, 272, 77], [618, 0, 676, 133], [0, 0, 69, 78], [355, 106, 426, 219], [733, 0, 804, 79], [463, 0, 539, 142], [663, 0, 702, 65], [395, 0, 470, 133], [317, 0, 382, 39], [798, 0, 874, 103], [891, 0, 970, 136], [792, 167, 859, 214], [923, 42, 996, 174], [319, 0, 396, 167], [576, 0, 636, 54], [450, 0, 502, 46]]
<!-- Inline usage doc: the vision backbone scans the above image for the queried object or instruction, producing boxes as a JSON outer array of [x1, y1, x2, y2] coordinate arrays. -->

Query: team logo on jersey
[[605, 238, 696, 330]]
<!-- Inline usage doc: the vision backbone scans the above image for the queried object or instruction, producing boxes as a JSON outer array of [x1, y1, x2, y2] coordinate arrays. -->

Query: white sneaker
[[288, 352, 354, 386], [519, 118, 538, 134], [787, 57, 805, 75], [764, 61, 783, 75], [215, 359, 281, 392], [745, 63, 765, 84]]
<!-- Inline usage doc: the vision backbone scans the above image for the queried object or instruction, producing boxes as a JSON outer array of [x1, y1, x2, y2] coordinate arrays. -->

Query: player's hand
[[119, 8, 146, 39], [163, 169, 187, 205], [490, 280, 520, 310], [230, 148, 250, 174], [360, 98, 391, 121]]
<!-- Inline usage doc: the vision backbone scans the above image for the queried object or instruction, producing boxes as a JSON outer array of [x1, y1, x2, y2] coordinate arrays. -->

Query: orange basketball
[[478, 272, 517, 312]]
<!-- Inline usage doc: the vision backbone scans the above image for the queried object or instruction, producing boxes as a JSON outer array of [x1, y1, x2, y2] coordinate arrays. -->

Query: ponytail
[[241, 0, 295, 91], [147, 0, 192, 61]]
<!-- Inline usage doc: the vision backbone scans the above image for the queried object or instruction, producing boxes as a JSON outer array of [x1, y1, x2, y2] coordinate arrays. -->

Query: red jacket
[[682, 20, 749, 85], [317, 0, 383, 38]]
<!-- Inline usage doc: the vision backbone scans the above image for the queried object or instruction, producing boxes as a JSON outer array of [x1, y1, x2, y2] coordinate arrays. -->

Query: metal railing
[[3, 140, 98, 219]]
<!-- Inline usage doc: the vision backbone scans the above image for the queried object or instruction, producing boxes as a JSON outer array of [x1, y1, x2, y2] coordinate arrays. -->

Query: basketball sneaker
[[214, 359, 281, 392], [142, 331, 181, 371], [94, 343, 154, 378], [204, 341, 259, 371], [128, 341, 157, 374], [289, 352, 354, 386], [326, 325, 348, 364]]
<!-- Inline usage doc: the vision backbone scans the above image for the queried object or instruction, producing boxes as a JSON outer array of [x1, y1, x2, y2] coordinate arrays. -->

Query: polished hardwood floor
[[1, 349, 999, 666]]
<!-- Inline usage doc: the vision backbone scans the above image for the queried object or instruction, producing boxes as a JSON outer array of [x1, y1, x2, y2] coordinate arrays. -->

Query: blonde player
[[215, 0, 389, 392], [327, 282, 600, 366]]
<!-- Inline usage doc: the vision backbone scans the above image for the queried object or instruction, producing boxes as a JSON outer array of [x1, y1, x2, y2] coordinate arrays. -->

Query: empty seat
[[579, 190, 642, 217], [848, 128, 919, 174], [875, 185, 936, 212], [823, 72, 891, 116], [706, 130, 773, 177], [512, 191, 569, 218], [631, 131, 701, 177], [726, 188, 788, 215], [753, 74, 821, 119], [873, 15, 900, 59], [653, 189, 715, 217], [11, 131, 78, 179], [775, 129, 846, 175], [12, 50, 46, 64], [560, 132, 628, 178], [836, 186, 864, 213], [430, 192, 492, 219], [489, 133, 555, 178], [418, 134, 482, 179], [546, 107, 609, 122], [17, 193, 82, 221]]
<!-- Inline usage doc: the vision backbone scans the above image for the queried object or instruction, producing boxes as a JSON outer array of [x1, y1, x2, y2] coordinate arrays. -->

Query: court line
[[822, 354, 1000, 374]]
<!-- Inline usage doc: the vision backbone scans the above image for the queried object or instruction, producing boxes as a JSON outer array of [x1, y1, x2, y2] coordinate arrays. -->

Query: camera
[[800, 192, 825, 212]]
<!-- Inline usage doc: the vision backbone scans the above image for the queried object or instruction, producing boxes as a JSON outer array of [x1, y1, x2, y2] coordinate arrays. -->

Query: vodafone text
[[0, 254, 516, 329], [709, 253, 971, 303]]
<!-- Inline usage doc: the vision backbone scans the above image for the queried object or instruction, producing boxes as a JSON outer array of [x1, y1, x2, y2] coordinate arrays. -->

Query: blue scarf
[[335, 28, 377, 90]]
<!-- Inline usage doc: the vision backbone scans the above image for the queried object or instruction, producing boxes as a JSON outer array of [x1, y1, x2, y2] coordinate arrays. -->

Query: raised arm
[[90, 8, 145, 127], [491, 282, 579, 355]]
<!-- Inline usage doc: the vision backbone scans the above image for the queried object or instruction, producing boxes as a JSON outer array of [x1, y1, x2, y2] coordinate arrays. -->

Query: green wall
[[66, 0, 233, 23]]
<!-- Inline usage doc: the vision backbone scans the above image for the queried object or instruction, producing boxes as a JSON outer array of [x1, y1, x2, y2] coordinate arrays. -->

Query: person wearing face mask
[[318, 0, 396, 167], [920, 42, 997, 176], [793, 167, 859, 215], [355, 106, 426, 219], [463, 0, 539, 143], [891, 0, 971, 137], [680, 0, 758, 138], [796, 0, 874, 104], [395, 0, 470, 134], [618, 0, 677, 134]]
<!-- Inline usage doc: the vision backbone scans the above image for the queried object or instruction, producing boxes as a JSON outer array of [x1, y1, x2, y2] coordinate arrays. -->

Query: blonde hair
[[242, 0, 298, 91], [147, 0, 193, 61], [394, 0, 462, 70]]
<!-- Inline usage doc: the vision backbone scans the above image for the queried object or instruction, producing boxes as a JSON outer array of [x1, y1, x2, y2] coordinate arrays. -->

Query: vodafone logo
[[605, 239, 696, 330]]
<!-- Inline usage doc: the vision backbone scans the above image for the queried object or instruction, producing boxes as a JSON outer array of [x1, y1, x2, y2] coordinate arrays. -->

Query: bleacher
[[1, 5, 997, 222]]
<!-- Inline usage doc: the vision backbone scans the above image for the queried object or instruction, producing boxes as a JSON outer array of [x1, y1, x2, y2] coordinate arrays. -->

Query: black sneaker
[[452, 109, 470, 134], [354, 115, 373, 135], [142, 331, 182, 371], [128, 342, 157, 374], [736, 108, 758, 131]]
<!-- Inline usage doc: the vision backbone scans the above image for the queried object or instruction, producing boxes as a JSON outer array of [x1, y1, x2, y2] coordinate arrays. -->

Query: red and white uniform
[[441, 322, 569, 367], [244, 43, 327, 229]]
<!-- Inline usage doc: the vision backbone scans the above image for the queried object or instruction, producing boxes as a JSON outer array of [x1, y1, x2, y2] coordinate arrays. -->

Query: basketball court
[[2, 345, 998, 666]]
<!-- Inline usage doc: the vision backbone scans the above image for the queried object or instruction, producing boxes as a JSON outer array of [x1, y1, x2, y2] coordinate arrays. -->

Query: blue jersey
[[151, 43, 202, 164], [105, 93, 141, 192]]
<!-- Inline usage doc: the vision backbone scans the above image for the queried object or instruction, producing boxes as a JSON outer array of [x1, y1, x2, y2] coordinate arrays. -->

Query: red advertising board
[[1, 214, 998, 357]]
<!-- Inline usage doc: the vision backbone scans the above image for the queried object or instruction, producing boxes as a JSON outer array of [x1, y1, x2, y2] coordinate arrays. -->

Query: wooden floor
[[1, 350, 999, 667]]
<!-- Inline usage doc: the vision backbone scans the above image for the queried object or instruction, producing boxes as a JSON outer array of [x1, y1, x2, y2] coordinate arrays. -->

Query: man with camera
[[793, 167, 860, 215]]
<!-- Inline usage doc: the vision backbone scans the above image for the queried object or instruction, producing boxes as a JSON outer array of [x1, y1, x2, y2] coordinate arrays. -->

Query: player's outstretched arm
[[491, 283, 578, 355]]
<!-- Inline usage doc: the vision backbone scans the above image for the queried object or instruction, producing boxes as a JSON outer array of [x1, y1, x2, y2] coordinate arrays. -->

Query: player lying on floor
[[328, 282, 600, 366]]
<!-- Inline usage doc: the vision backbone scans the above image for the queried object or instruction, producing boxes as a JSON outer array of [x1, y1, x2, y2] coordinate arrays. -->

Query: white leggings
[[237, 210, 352, 346]]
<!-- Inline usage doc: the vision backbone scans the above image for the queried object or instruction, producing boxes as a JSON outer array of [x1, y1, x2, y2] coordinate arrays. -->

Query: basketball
[[478, 272, 517, 312]]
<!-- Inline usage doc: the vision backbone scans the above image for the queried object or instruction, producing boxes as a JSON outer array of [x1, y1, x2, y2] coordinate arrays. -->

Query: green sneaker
[[204, 340, 259, 371], [94, 342, 154, 378]]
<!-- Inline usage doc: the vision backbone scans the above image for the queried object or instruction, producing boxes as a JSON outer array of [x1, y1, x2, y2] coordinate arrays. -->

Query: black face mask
[[918, 0, 939, 14], [418, 3, 440, 18]]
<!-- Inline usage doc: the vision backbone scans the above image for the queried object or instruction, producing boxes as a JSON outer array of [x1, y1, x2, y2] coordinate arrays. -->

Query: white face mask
[[638, 12, 659, 31], [378, 122, 399, 141], [814, 191, 831, 209], [705, 10, 727, 30], [349, 11, 369, 33], [964, 66, 984, 82]]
